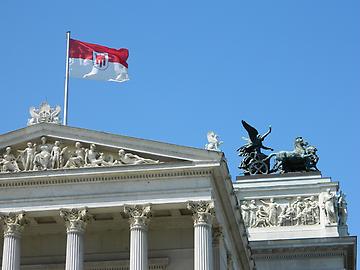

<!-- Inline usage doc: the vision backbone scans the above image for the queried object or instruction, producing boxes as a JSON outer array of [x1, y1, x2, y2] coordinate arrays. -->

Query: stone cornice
[[0, 211, 28, 237], [0, 164, 214, 189]]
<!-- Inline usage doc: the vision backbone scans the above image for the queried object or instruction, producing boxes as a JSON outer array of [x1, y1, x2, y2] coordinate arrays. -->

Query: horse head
[[294, 137, 308, 154]]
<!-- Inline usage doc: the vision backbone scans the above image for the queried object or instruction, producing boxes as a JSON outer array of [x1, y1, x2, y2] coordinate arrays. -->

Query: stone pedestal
[[188, 201, 214, 270], [124, 204, 152, 270], [0, 212, 27, 270], [60, 208, 92, 270]]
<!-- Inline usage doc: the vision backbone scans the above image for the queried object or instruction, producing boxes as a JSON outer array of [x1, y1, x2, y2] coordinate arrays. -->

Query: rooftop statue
[[269, 137, 319, 174], [28, 102, 61, 126], [238, 120, 320, 175], [205, 131, 223, 151], [237, 120, 273, 175]]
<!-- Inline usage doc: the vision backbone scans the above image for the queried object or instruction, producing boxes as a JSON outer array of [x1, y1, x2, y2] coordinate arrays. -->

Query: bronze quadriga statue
[[238, 120, 319, 175]]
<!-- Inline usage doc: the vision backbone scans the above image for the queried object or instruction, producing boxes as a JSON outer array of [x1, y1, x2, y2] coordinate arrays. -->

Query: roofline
[[0, 123, 223, 162]]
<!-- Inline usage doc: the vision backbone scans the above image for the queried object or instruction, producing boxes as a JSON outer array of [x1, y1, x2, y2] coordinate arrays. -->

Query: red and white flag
[[69, 39, 129, 82]]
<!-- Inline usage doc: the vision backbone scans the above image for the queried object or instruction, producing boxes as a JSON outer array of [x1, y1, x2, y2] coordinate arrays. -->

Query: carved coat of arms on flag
[[93, 51, 109, 70]]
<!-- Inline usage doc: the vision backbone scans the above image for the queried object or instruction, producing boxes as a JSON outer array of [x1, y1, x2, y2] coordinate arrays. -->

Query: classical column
[[60, 208, 92, 270], [124, 204, 151, 270], [187, 201, 215, 270], [212, 227, 227, 270], [0, 212, 27, 270]]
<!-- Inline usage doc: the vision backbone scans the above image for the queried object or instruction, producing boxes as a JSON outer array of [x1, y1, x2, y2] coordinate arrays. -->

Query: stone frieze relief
[[0, 136, 160, 173], [240, 192, 348, 228]]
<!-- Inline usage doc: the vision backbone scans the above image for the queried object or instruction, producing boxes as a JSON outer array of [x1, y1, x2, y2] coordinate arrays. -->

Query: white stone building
[[0, 105, 356, 270], [0, 121, 252, 270]]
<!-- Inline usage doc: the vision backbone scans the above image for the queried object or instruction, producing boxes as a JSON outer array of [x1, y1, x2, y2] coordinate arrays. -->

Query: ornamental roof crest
[[27, 102, 61, 126]]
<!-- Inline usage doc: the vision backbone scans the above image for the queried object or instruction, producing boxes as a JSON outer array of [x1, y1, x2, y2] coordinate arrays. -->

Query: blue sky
[[0, 0, 359, 256]]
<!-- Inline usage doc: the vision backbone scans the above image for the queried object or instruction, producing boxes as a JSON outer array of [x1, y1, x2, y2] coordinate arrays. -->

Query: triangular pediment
[[0, 123, 222, 173]]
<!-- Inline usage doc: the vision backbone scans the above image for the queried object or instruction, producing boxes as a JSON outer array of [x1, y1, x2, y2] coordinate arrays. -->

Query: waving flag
[[69, 39, 129, 82]]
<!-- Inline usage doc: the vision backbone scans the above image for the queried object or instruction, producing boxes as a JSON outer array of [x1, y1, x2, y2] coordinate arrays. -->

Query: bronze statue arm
[[261, 126, 272, 140], [261, 145, 274, 151]]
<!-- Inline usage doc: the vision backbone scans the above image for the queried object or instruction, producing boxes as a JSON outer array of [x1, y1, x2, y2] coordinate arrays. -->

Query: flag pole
[[63, 31, 71, 125]]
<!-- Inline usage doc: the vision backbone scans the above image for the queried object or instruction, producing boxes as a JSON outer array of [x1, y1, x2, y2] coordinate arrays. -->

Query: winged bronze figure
[[240, 120, 273, 154], [237, 120, 273, 175]]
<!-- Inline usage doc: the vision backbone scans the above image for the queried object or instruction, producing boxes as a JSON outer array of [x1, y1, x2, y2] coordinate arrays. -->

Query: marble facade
[[0, 123, 252, 270]]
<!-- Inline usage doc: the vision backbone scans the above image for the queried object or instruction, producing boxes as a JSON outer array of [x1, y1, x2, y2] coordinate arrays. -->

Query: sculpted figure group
[[241, 191, 348, 228], [237, 120, 319, 175], [241, 196, 321, 228], [0, 137, 160, 173]]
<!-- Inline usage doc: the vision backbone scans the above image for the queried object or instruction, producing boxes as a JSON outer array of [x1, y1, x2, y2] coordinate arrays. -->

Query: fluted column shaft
[[60, 208, 91, 270], [130, 223, 148, 270], [124, 204, 151, 270], [2, 233, 21, 270], [188, 201, 215, 270], [0, 212, 27, 270], [194, 222, 213, 270], [65, 229, 84, 270]]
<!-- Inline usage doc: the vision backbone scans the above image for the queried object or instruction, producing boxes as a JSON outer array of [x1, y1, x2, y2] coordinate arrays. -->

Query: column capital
[[0, 211, 27, 238], [187, 200, 214, 225], [124, 204, 152, 230], [60, 207, 92, 233]]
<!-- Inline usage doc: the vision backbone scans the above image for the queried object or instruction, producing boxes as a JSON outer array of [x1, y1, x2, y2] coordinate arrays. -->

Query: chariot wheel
[[249, 160, 269, 175]]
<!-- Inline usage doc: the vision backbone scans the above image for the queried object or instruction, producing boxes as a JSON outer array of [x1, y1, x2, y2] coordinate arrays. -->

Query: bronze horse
[[268, 137, 319, 173]]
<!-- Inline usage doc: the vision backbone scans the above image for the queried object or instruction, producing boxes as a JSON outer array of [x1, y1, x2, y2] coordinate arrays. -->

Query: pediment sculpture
[[0, 137, 160, 173]]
